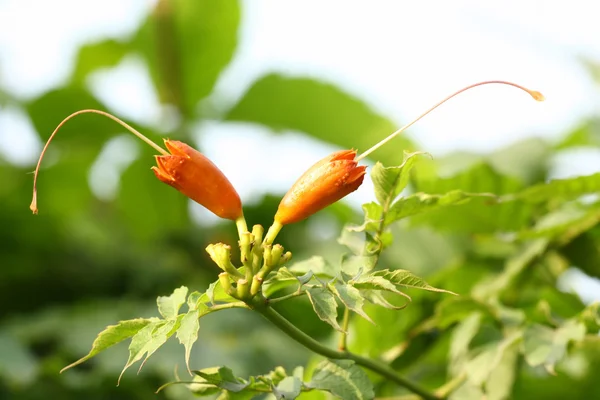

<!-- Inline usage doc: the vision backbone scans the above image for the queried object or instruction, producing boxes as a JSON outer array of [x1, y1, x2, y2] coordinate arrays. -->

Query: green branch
[[338, 307, 350, 351], [251, 298, 441, 400]]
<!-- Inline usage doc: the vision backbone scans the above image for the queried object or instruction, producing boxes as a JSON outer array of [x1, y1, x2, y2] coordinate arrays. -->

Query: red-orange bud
[[152, 140, 242, 220], [274, 150, 366, 225]]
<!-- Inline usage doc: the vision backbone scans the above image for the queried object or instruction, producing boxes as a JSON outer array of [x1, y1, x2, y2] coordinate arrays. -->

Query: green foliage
[[2, 1, 600, 399], [226, 74, 414, 165], [308, 360, 374, 400]]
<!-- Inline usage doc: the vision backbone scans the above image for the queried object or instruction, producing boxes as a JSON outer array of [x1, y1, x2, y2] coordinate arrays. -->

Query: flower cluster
[[30, 81, 543, 298]]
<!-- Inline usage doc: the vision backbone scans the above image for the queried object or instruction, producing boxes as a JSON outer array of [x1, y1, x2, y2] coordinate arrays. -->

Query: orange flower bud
[[274, 150, 366, 225], [152, 140, 242, 220]]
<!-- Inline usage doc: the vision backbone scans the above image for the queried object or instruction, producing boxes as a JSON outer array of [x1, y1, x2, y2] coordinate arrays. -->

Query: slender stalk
[[252, 300, 440, 400], [356, 80, 544, 162], [236, 216, 249, 238], [30, 109, 168, 214], [267, 290, 306, 304], [208, 301, 249, 312], [338, 307, 350, 351], [264, 221, 283, 245]]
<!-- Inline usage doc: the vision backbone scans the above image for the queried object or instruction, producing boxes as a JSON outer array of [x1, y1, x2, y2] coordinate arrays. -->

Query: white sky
[[1, 0, 600, 202]]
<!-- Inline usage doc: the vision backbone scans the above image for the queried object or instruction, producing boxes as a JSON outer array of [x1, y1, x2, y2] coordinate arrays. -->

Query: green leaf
[[371, 152, 430, 207], [330, 283, 374, 324], [176, 309, 200, 374], [411, 163, 531, 233], [186, 373, 221, 397], [118, 317, 182, 384], [514, 172, 600, 204], [306, 287, 342, 332], [207, 280, 238, 305], [346, 202, 383, 233], [518, 204, 600, 245], [361, 290, 409, 310], [522, 320, 586, 371], [473, 239, 548, 299], [351, 276, 412, 303], [188, 291, 208, 311], [72, 39, 130, 83], [308, 359, 374, 400], [133, 0, 240, 115], [157, 286, 188, 319], [194, 366, 249, 392], [370, 269, 457, 295], [463, 333, 521, 387], [449, 313, 482, 376], [273, 376, 303, 400], [386, 191, 495, 225], [555, 119, 600, 149], [226, 74, 412, 164], [485, 339, 520, 400], [289, 256, 338, 279], [433, 297, 494, 329], [60, 318, 154, 373]]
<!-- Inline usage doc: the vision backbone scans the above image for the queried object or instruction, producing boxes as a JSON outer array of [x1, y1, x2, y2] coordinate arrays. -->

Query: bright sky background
[[1, 0, 599, 298]]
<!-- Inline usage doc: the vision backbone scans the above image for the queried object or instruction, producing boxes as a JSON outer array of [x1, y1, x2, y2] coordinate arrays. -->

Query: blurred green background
[[1, 1, 600, 399]]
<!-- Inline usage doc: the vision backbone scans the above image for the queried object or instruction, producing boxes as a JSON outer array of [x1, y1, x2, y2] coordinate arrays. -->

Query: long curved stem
[[356, 80, 544, 162], [30, 109, 168, 214], [252, 300, 440, 400]]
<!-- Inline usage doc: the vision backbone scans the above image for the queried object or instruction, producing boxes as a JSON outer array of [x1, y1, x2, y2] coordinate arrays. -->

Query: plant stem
[[338, 307, 350, 351], [267, 290, 306, 304], [236, 216, 249, 239], [252, 300, 440, 400], [264, 221, 283, 245]]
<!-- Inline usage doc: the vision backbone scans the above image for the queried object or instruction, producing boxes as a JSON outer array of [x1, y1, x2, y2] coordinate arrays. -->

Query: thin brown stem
[[30, 109, 167, 214], [356, 81, 544, 162]]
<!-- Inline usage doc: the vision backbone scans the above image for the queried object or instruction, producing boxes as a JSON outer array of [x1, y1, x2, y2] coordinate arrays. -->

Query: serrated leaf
[[157, 286, 188, 319], [361, 290, 409, 310], [60, 318, 154, 373], [341, 254, 378, 275], [194, 366, 249, 392], [273, 376, 303, 400], [514, 172, 600, 204], [371, 152, 430, 207], [188, 291, 208, 311], [352, 275, 411, 302], [386, 191, 495, 225], [118, 317, 182, 384], [346, 202, 383, 233], [330, 283, 374, 324], [177, 309, 200, 375], [371, 269, 457, 295], [308, 359, 374, 400], [306, 287, 342, 332]]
